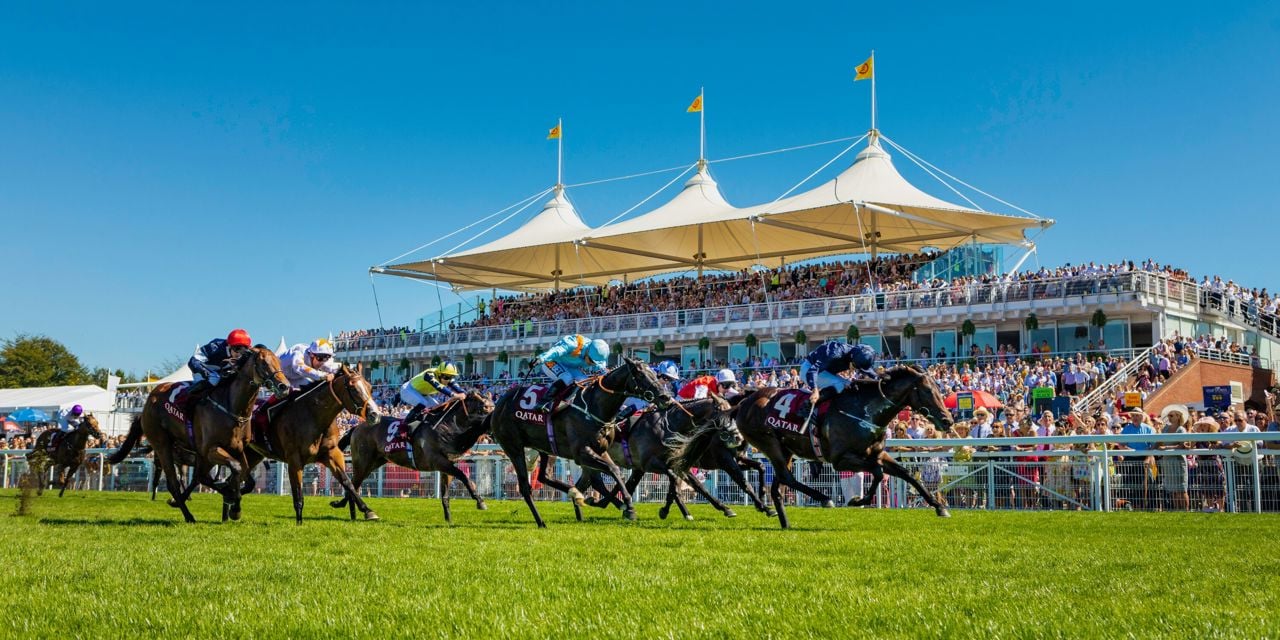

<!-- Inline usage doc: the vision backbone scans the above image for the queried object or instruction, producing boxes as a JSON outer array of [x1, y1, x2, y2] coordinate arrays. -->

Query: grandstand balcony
[[335, 270, 1280, 382]]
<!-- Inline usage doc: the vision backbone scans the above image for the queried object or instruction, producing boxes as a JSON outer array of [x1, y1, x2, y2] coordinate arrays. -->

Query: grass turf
[[1, 490, 1276, 639]]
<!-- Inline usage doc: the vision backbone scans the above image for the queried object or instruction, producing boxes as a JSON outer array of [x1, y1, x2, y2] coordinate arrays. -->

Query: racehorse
[[26, 414, 104, 497], [490, 357, 673, 527], [734, 365, 954, 529], [574, 396, 755, 521], [109, 345, 290, 523], [240, 363, 382, 524], [330, 390, 494, 524]]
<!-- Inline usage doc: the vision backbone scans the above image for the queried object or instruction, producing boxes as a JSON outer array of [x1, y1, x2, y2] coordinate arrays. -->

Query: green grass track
[[2, 490, 1276, 639]]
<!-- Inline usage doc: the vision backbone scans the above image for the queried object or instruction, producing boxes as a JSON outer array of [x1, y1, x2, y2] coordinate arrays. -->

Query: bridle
[[329, 370, 377, 422]]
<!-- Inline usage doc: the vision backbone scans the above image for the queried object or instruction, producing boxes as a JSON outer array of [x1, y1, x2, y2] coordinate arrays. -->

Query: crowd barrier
[[4, 433, 1277, 514]]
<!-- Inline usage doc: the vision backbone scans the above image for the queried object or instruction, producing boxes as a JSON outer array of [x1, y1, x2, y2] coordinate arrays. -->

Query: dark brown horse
[[575, 397, 751, 521], [109, 345, 290, 523], [240, 363, 382, 524], [735, 365, 954, 529], [330, 390, 494, 523], [27, 414, 104, 497], [491, 357, 673, 527]]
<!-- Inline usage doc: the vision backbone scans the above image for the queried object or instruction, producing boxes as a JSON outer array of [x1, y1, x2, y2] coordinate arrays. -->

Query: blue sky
[[2, 2, 1278, 375]]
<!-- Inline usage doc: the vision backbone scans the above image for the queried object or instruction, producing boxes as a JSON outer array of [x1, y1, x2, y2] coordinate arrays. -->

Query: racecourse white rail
[[5, 433, 1278, 514]]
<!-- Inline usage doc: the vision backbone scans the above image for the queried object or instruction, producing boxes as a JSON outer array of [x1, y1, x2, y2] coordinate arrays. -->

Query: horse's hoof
[[765, 509, 778, 518], [623, 508, 637, 521], [167, 498, 180, 508], [569, 487, 586, 507], [822, 500, 835, 508], [936, 507, 951, 518], [723, 509, 738, 518], [364, 511, 380, 521], [476, 502, 488, 511], [328, 499, 344, 508], [683, 514, 694, 521], [658, 507, 670, 520], [230, 506, 242, 521]]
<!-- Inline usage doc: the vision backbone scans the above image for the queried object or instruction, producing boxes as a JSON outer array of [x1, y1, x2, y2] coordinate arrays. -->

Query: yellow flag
[[854, 55, 874, 81], [687, 94, 703, 113], [547, 123, 561, 140]]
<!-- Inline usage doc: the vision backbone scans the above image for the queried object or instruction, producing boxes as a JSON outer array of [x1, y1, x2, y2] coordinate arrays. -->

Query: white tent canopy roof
[[380, 135, 1052, 291], [0, 385, 115, 415]]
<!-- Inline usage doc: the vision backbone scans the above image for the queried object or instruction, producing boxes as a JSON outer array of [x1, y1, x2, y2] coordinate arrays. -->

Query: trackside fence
[[4, 433, 1278, 514]]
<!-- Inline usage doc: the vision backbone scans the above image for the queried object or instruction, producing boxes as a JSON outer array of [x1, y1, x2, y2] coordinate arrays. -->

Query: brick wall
[[1146, 359, 1276, 413]]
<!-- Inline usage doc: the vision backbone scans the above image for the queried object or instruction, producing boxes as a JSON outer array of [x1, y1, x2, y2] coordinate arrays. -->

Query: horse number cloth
[[764, 389, 830, 434]]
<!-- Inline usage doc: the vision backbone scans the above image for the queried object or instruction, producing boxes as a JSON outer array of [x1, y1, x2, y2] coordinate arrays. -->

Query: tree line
[[0, 334, 161, 389]]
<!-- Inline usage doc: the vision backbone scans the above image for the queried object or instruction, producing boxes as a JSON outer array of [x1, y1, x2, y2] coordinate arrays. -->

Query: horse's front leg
[[536, 453, 583, 521], [58, 461, 81, 498], [576, 447, 636, 521]]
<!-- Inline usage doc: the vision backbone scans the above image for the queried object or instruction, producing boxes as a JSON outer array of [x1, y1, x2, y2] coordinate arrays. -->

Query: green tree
[[0, 334, 90, 389], [652, 339, 665, 355], [846, 325, 860, 343]]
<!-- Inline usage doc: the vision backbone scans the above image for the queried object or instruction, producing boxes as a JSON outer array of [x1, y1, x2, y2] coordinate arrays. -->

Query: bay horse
[[490, 357, 673, 527], [329, 390, 494, 524], [27, 414, 104, 497], [240, 363, 382, 524], [735, 365, 954, 529], [575, 397, 756, 521], [109, 345, 290, 523]]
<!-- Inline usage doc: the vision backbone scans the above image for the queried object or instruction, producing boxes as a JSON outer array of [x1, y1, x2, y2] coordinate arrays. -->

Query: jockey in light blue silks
[[531, 335, 610, 411]]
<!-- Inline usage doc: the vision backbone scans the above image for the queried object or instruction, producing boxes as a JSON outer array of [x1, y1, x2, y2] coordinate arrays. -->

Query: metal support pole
[[276, 462, 286, 496], [1251, 445, 1263, 514], [98, 454, 105, 491], [3, 455, 9, 489], [986, 460, 995, 510], [1225, 461, 1236, 513], [1101, 443, 1111, 512], [376, 467, 385, 498]]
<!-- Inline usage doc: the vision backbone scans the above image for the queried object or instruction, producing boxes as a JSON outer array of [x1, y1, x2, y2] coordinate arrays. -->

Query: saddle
[[511, 384, 579, 427], [45, 431, 63, 454]]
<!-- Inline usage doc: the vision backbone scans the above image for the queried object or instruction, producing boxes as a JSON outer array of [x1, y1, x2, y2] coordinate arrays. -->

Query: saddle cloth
[[384, 420, 410, 453], [764, 389, 830, 434], [509, 384, 577, 426], [163, 382, 192, 423]]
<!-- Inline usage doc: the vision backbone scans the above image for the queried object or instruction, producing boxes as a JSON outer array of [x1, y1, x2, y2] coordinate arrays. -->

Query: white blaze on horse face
[[358, 379, 380, 414]]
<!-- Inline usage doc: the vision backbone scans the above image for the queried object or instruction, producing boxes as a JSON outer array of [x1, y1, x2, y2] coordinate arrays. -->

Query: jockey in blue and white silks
[[533, 335, 610, 411], [800, 340, 877, 404], [279, 339, 340, 390], [618, 360, 680, 418]]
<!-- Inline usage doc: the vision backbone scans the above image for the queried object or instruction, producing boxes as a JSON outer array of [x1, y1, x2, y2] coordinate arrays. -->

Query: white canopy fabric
[[116, 363, 193, 389], [0, 385, 115, 415], [380, 137, 1052, 291]]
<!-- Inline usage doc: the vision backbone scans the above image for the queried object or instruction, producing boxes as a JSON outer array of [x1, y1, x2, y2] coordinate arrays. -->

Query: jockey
[[618, 360, 680, 418], [400, 362, 466, 425], [532, 335, 610, 411], [279, 339, 340, 390], [678, 369, 721, 400], [57, 405, 85, 433], [715, 369, 741, 399], [801, 341, 877, 406], [186, 329, 253, 399]]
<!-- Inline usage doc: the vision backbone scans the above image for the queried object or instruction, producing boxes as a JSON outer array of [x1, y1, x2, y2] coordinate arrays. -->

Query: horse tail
[[107, 415, 144, 465]]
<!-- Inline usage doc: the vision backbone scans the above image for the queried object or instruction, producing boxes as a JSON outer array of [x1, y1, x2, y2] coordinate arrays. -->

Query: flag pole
[[556, 117, 563, 187], [870, 50, 877, 135], [699, 87, 706, 165]]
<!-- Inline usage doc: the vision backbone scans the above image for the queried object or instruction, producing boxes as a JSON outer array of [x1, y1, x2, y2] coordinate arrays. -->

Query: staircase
[[1072, 345, 1154, 414]]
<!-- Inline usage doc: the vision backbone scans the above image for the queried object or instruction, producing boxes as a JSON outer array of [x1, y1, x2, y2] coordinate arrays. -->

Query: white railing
[[7, 432, 1277, 514], [337, 271, 1160, 355], [1071, 345, 1155, 414]]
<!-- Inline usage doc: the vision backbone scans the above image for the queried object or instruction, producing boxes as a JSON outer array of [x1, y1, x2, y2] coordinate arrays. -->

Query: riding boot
[[540, 380, 567, 412], [183, 380, 212, 414], [404, 404, 426, 429]]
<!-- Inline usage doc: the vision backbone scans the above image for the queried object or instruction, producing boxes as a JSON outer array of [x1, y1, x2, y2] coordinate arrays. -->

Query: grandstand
[[335, 132, 1280, 419]]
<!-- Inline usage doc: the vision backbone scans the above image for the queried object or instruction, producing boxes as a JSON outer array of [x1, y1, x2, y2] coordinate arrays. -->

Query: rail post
[[1251, 444, 1263, 514], [1100, 443, 1111, 512], [986, 459, 995, 510]]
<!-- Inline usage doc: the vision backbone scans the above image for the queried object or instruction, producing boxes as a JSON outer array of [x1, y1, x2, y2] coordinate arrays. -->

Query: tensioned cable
[[756, 133, 868, 213], [592, 162, 698, 228], [708, 134, 864, 164], [377, 187, 553, 266], [432, 186, 555, 259], [881, 135, 1043, 219], [878, 137, 983, 211]]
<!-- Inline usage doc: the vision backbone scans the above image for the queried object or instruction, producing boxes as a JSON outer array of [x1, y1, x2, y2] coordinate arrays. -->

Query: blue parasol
[[7, 408, 51, 423]]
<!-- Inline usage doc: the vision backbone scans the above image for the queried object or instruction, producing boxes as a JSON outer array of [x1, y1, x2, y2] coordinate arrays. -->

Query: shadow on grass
[[38, 516, 179, 528]]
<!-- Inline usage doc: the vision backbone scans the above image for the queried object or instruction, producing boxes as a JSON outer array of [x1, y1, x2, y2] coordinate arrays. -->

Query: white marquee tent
[[0, 385, 115, 416], [376, 135, 1053, 291]]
